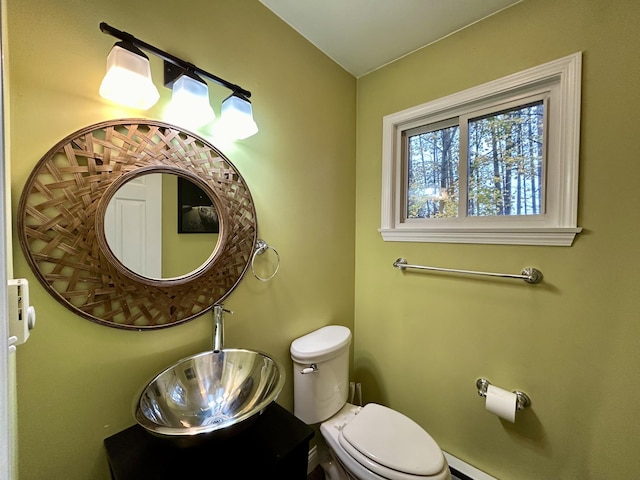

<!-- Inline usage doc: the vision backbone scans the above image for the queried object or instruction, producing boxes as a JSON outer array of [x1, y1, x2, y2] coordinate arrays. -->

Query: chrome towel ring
[[251, 239, 280, 282]]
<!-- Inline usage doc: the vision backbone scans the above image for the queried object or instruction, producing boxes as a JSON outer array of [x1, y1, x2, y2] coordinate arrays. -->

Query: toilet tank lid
[[290, 325, 351, 363]]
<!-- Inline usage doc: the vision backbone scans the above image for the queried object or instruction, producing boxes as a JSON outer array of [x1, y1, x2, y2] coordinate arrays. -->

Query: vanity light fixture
[[220, 93, 259, 140], [99, 41, 159, 110], [99, 22, 258, 137], [165, 71, 216, 129]]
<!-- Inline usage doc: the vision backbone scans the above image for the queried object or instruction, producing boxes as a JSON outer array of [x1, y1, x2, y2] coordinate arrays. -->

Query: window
[[380, 53, 582, 246]]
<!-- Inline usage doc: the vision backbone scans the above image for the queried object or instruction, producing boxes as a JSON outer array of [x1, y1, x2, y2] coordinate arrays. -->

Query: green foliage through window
[[407, 125, 459, 218], [406, 101, 544, 219]]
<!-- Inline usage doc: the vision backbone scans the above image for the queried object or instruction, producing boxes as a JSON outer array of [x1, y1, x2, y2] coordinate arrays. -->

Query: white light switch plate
[[8, 279, 36, 346]]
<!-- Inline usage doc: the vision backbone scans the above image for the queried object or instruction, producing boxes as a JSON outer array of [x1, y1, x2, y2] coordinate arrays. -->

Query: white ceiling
[[260, 0, 522, 77]]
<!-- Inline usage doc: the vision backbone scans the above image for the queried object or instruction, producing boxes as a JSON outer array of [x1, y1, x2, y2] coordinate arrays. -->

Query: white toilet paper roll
[[485, 384, 517, 422]]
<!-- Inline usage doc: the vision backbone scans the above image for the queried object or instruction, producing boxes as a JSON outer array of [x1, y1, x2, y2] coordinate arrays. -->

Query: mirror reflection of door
[[105, 174, 162, 278], [105, 173, 220, 280]]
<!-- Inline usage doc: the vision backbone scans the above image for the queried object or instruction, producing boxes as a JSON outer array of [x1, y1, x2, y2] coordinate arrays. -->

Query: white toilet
[[291, 325, 451, 480]]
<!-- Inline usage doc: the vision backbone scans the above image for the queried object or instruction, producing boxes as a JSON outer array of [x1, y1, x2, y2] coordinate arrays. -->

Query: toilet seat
[[338, 438, 431, 480], [338, 403, 447, 480]]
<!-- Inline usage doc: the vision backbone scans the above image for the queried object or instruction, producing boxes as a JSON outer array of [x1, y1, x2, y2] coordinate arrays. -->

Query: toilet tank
[[290, 325, 351, 424]]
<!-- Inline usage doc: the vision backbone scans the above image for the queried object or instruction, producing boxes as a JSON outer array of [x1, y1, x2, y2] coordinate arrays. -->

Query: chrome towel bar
[[393, 258, 543, 284]]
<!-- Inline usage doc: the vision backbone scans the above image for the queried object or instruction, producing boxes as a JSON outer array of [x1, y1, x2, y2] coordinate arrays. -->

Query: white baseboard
[[308, 444, 319, 475], [443, 451, 497, 480]]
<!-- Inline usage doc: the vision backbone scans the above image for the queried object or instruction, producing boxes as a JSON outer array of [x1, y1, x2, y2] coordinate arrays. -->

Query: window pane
[[407, 125, 459, 218], [467, 101, 544, 217]]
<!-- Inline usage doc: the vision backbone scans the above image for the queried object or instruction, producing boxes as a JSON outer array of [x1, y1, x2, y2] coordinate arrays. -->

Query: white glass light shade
[[165, 75, 215, 128], [220, 94, 258, 140], [99, 44, 159, 110]]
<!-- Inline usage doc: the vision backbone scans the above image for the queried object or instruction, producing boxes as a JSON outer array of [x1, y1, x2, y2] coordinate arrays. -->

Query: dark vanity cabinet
[[104, 403, 314, 479]]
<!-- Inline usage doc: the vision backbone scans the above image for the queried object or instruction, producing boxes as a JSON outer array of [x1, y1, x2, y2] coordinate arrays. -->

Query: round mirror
[[103, 172, 220, 280], [18, 120, 257, 330]]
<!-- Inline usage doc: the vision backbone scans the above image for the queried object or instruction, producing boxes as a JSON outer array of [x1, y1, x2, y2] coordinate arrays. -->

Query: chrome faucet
[[213, 304, 233, 352]]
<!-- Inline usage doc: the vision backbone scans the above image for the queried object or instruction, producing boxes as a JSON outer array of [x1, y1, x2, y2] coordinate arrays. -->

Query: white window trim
[[380, 52, 583, 246]]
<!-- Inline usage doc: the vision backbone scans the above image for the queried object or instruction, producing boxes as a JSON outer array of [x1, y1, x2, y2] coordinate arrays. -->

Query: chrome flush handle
[[300, 364, 318, 374]]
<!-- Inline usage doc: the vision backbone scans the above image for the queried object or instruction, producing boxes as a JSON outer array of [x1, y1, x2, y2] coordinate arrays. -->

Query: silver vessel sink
[[134, 348, 285, 446]]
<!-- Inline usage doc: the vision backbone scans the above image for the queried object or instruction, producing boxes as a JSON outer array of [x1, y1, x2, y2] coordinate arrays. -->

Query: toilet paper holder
[[476, 378, 531, 410]]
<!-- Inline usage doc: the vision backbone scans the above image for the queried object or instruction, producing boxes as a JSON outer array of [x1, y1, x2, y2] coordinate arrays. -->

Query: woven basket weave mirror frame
[[18, 119, 257, 330]]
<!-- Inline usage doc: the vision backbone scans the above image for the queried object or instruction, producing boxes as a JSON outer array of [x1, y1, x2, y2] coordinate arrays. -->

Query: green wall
[[7, 0, 640, 478], [7, 1, 355, 478], [354, 0, 640, 479]]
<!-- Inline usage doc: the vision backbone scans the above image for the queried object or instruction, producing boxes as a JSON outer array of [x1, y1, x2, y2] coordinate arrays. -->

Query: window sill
[[379, 227, 582, 246]]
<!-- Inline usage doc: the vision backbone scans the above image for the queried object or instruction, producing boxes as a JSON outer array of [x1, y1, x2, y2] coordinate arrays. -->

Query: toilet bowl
[[291, 326, 450, 480]]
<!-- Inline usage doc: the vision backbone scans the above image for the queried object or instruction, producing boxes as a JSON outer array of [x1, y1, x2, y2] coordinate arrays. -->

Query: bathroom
[[3, 0, 640, 478]]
